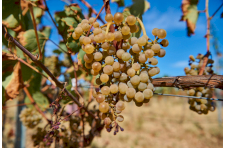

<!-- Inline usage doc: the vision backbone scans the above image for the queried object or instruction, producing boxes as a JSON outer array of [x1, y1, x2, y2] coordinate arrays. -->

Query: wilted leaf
[[40, 26, 52, 38], [2, 52, 17, 75], [44, 56, 61, 77], [112, 0, 125, 7], [4, 62, 23, 101], [61, 17, 78, 27], [17, 29, 46, 52], [180, 0, 199, 36], [25, 91, 49, 111]]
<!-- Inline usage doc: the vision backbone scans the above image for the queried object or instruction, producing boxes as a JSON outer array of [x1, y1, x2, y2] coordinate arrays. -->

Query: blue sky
[[42, 0, 223, 77]]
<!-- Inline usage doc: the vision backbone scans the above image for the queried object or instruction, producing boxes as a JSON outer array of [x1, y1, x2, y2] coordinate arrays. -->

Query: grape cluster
[[19, 108, 42, 128], [72, 12, 169, 132], [184, 54, 216, 114]]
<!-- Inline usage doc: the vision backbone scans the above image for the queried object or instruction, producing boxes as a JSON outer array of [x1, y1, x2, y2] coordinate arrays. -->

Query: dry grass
[[3, 92, 223, 148]]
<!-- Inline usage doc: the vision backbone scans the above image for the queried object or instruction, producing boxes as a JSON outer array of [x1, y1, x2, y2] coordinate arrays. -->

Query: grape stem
[[136, 17, 147, 36], [105, 22, 114, 34]]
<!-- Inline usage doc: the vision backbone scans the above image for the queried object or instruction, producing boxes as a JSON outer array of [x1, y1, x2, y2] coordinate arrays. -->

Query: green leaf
[[70, 6, 82, 12], [21, 62, 33, 82], [3, 14, 19, 28], [61, 17, 78, 27], [33, 6, 43, 24], [185, 5, 199, 36], [29, 67, 42, 92], [25, 91, 49, 111], [40, 26, 52, 38], [18, 29, 46, 52], [53, 49, 62, 55], [112, 0, 125, 7], [78, 49, 86, 66], [66, 36, 81, 53]]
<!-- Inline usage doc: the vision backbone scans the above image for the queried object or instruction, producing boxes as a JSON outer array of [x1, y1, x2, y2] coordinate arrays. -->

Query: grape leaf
[[180, 0, 199, 36], [17, 29, 46, 52], [66, 36, 81, 53], [112, 0, 125, 7], [61, 17, 78, 27], [25, 91, 49, 111]]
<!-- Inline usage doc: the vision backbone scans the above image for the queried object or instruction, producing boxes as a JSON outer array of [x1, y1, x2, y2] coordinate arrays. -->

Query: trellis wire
[[154, 93, 223, 101], [76, 85, 223, 101]]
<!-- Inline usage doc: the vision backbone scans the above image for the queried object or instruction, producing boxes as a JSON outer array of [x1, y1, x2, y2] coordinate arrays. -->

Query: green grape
[[110, 84, 119, 94], [143, 89, 153, 99], [147, 83, 155, 91], [81, 23, 90, 31], [112, 62, 120, 71], [77, 23, 82, 27], [104, 117, 112, 125], [84, 54, 94, 63], [122, 33, 131, 40], [157, 49, 166, 57], [85, 62, 92, 69], [120, 62, 127, 72], [98, 33, 106, 43], [100, 74, 109, 83], [92, 89, 97, 98], [93, 28, 102, 35], [149, 57, 158, 65], [157, 29, 167, 39], [99, 102, 109, 113], [88, 17, 95, 24], [89, 34, 95, 42], [105, 56, 114, 65], [83, 37, 92, 45], [138, 82, 147, 91], [139, 54, 147, 63], [81, 19, 89, 24], [148, 67, 158, 76], [144, 44, 151, 50], [94, 52, 103, 61], [132, 44, 142, 53], [121, 25, 130, 35], [101, 42, 109, 50], [196, 92, 202, 97], [103, 65, 113, 75], [79, 36, 85, 44], [160, 39, 169, 47], [116, 49, 125, 59], [152, 28, 158, 36], [140, 72, 149, 83], [91, 69, 99, 76], [92, 62, 102, 72], [132, 63, 141, 71], [113, 71, 121, 78], [96, 94, 105, 103], [93, 35, 100, 43], [129, 25, 138, 33], [189, 55, 195, 61], [130, 75, 140, 85], [126, 88, 136, 98], [116, 101, 125, 111], [127, 68, 136, 77], [72, 32, 80, 40], [84, 44, 95, 54], [145, 49, 154, 58], [135, 92, 144, 102], [126, 15, 136, 25], [93, 22, 100, 28], [105, 32, 115, 41], [119, 73, 128, 82], [190, 63, 197, 69], [207, 59, 214, 64], [155, 67, 160, 74], [107, 46, 116, 55], [114, 12, 124, 24], [122, 43, 130, 50], [151, 44, 161, 53], [119, 83, 128, 94], [75, 27, 83, 35], [105, 14, 113, 22], [114, 31, 123, 41], [122, 52, 131, 61], [129, 37, 138, 46], [137, 36, 147, 46], [187, 89, 195, 96], [127, 81, 137, 88], [116, 115, 124, 122], [101, 86, 110, 95], [184, 67, 190, 74]]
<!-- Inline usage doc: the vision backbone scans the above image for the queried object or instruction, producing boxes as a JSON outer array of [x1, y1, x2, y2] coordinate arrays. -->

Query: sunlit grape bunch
[[19, 108, 42, 128], [72, 12, 169, 133], [184, 54, 216, 115]]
